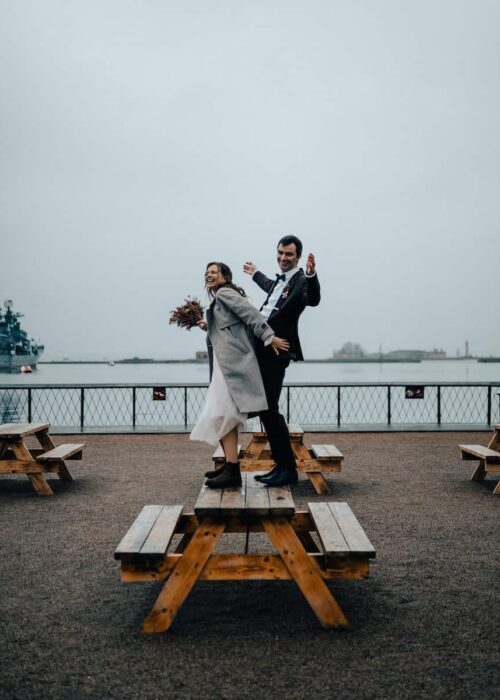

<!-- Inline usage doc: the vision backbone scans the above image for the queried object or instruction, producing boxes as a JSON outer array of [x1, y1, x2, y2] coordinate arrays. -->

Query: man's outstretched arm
[[303, 253, 320, 306], [243, 260, 274, 293]]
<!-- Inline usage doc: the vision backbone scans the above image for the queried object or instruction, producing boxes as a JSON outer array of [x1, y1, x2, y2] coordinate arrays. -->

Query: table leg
[[292, 442, 331, 494], [141, 517, 226, 633], [307, 472, 329, 495], [10, 440, 54, 496], [470, 461, 486, 481], [174, 533, 194, 553], [244, 437, 268, 460], [35, 429, 73, 481], [262, 516, 349, 629]]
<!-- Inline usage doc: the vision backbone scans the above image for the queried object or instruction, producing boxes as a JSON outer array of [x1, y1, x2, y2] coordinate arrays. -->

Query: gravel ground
[[0, 431, 498, 700]]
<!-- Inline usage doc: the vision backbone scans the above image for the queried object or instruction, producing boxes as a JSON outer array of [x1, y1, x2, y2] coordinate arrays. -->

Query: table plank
[[194, 483, 223, 517], [268, 483, 295, 517], [0, 460, 59, 474], [328, 502, 376, 557], [459, 445, 500, 463], [311, 444, 344, 460], [195, 476, 294, 517], [115, 505, 164, 557], [36, 443, 85, 461], [219, 482, 246, 516], [140, 505, 184, 555], [308, 502, 349, 554], [0, 423, 51, 438], [244, 472, 271, 516]]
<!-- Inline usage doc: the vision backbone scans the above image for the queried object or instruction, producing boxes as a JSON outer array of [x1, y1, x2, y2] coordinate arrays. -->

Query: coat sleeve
[[302, 273, 321, 307], [252, 271, 274, 294], [216, 288, 275, 344]]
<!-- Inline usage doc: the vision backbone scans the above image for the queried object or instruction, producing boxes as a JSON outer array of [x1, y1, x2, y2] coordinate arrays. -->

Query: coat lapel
[[269, 269, 304, 319]]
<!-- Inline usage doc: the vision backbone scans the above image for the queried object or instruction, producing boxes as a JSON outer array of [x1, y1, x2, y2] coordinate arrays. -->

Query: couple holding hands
[[190, 235, 320, 488]]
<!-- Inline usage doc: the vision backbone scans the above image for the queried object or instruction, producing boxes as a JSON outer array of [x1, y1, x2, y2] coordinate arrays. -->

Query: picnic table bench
[[114, 472, 375, 633], [0, 422, 85, 496], [459, 423, 500, 494], [212, 423, 344, 494]]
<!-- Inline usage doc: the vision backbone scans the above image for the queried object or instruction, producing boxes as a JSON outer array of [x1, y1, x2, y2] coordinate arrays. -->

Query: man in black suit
[[243, 235, 320, 486]]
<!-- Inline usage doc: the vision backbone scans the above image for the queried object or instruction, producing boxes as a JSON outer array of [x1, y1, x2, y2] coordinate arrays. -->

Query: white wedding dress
[[190, 352, 247, 446]]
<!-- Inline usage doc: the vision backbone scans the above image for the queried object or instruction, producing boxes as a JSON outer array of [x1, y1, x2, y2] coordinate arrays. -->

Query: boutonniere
[[280, 285, 290, 300]]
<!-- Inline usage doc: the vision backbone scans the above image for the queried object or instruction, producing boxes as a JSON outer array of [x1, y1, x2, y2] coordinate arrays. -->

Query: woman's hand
[[197, 320, 208, 332], [271, 336, 290, 355]]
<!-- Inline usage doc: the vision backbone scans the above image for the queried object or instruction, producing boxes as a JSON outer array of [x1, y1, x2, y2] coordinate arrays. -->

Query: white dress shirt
[[258, 267, 300, 319]]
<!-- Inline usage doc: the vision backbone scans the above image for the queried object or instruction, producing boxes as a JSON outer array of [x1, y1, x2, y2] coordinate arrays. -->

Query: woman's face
[[205, 264, 226, 290]]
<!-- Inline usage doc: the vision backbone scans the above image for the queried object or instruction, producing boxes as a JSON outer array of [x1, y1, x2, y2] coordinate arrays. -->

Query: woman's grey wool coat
[[205, 286, 274, 414]]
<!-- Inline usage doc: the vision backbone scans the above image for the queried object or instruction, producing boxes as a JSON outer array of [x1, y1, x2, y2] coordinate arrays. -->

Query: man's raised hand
[[306, 253, 316, 275], [243, 261, 257, 276]]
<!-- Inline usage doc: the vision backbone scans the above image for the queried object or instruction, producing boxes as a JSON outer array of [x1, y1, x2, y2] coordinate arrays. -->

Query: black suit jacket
[[253, 268, 321, 361]]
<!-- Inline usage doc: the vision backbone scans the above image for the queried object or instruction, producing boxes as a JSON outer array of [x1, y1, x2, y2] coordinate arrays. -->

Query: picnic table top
[[251, 423, 304, 438], [0, 422, 51, 438], [194, 472, 295, 517]]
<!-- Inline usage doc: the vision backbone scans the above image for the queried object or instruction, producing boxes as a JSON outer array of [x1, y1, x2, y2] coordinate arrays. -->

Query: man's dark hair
[[278, 235, 303, 257]]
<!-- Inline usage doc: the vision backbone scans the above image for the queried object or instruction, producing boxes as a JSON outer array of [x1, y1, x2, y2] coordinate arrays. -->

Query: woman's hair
[[205, 262, 247, 299]]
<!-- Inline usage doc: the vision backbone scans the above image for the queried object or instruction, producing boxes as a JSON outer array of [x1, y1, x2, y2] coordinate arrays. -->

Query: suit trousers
[[256, 346, 297, 472]]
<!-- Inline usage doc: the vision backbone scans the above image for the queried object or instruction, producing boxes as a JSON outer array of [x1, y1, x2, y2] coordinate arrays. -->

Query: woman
[[190, 262, 289, 488]]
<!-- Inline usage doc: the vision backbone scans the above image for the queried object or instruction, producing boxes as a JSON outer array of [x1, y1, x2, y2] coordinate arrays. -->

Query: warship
[[0, 300, 44, 371]]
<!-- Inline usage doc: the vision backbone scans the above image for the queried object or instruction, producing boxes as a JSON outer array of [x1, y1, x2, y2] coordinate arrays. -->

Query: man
[[243, 235, 320, 486]]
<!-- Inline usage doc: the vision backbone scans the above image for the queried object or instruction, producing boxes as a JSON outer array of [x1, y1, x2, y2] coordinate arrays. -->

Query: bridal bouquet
[[169, 297, 205, 330]]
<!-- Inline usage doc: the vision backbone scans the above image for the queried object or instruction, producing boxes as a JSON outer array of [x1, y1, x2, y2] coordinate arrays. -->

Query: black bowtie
[[275, 273, 286, 282]]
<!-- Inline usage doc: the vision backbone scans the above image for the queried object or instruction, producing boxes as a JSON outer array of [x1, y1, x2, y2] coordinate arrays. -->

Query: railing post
[[487, 385, 492, 425], [80, 388, 85, 429], [337, 386, 341, 428], [28, 388, 32, 423], [132, 387, 136, 428], [286, 386, 290, 422], [437, 386, 441, 425], [387, 386, 391, 425], [184, 387, 188, 429]]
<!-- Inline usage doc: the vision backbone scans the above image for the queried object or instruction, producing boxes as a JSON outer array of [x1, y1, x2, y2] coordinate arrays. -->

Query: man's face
[[277, 243, 300, 272]]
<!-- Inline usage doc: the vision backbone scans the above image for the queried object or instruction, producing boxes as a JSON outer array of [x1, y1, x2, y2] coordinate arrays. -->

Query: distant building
[[333, 342, 366, 359], [333, 342, 447, 362], [195, 351, 208, 361], [423, 348, 446, 359], [385, 350, 425, 361], [386, 348, 446, 361]]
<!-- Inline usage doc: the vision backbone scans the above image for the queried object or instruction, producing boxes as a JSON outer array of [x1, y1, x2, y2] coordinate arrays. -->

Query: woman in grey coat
[[190, 262, 289, 488]]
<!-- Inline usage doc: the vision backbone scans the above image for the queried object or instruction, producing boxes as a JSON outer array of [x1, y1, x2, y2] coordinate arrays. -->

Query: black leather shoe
[[261, 468, 298, 487], [254, 464, 278, 482]]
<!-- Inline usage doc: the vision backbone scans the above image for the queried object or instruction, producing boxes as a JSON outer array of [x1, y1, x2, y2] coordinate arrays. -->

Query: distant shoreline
[[38, 357, 493, 365]]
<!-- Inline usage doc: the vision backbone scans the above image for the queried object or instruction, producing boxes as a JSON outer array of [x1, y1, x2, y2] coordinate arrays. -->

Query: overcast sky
[[1, 0, 499, 360]]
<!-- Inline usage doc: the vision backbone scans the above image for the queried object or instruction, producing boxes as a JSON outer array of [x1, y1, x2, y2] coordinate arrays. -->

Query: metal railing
[[1, 382, 499, 432]]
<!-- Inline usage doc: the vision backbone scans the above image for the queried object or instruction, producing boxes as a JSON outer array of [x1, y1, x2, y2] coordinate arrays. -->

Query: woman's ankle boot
[[204, 463, 226, 478], [206, 461, 242, 489]]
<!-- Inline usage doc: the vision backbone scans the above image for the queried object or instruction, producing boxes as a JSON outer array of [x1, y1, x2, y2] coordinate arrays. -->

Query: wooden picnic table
[[115, 472, 375, 633], [459, 423, 500, 494], [213, 423, 344, 494], [0, 422, 85, 496]]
